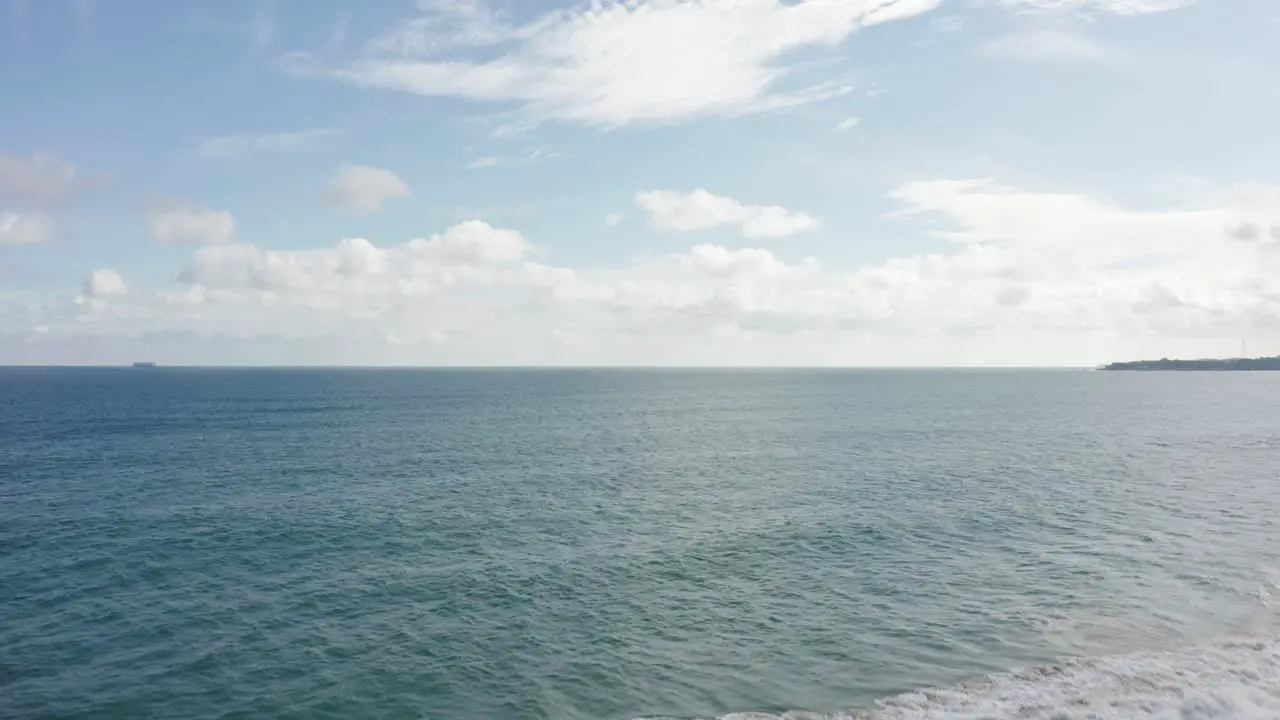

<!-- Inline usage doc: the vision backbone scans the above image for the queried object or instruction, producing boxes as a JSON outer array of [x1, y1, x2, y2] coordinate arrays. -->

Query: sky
[[2, 0, 1279, 366]]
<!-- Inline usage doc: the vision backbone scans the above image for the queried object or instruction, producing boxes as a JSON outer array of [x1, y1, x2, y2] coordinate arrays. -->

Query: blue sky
[[2, 0, 1279, 365]]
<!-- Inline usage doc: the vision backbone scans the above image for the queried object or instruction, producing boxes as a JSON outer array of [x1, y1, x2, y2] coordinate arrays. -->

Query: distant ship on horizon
[[132, 362, 157, 368]]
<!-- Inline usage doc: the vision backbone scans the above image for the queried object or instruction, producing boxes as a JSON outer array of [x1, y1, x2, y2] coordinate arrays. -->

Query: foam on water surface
[[8, 369, 1280, 720], [865, 638, 1280, 720], [643, 638, 1280, 720]]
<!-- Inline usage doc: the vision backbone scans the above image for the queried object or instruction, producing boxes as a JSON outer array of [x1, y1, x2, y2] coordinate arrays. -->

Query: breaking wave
[[641, 637, 1280, 720]]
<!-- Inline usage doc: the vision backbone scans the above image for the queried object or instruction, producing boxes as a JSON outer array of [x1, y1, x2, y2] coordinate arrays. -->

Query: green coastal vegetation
[[1101, 356, 1280, 371]]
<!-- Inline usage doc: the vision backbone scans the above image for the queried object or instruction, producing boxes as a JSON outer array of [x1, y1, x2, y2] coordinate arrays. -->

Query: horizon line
[[0, 364, 1096, 371]]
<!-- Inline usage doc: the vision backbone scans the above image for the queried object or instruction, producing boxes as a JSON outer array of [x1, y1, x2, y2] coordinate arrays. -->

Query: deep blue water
[[2, 368, 1279, 720]]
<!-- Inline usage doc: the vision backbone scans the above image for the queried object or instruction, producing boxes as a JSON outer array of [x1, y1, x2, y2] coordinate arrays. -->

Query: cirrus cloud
[[328, 0, 943, 129], [979, 28, 1116, 63], [196, 129, 342, 158], [991, 0, 1191, 14]]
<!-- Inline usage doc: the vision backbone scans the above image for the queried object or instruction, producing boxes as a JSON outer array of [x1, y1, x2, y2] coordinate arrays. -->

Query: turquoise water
[[2, 369, 1279, 719]]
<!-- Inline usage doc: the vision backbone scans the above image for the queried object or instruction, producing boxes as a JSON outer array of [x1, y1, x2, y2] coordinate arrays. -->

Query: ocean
[[2, 368, 1278, 719]]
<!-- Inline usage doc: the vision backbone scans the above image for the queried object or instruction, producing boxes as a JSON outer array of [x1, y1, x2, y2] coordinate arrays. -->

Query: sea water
[[2, 368, 1278, 719]]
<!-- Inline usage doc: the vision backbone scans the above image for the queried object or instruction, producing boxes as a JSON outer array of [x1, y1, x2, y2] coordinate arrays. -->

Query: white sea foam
[[859, 638, 1280, 719], [646, 638, 1280, 720]]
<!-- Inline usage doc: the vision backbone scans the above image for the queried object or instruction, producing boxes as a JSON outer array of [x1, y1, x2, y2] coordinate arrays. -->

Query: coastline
[[1101, 356, 1280, 371]]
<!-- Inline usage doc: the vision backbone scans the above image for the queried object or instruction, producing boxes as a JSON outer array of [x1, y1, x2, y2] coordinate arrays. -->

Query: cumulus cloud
[[636, 189, 821, 238], [0, 152, 98, 209], [321, 164, 409, 214], [335, 237, 387, 277], [1226, 221, 1280, 247], [0, 212, 52, 245], [148, 203, 236, 246], [605, 213, 625, 227], [196, 129, 341, 157], [178, 220, 533, 292], [979, 29, 1115, 63], [330, 0, 942, 128], [13, 179, 1280, 366], [83, 268, 128, 297], [0, 153, 77, 208], [0, 152, 107, 246], [882, 179, 1280, 336]]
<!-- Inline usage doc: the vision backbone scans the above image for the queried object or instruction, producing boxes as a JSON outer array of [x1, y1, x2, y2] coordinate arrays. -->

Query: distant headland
[[1101, 356, 1280, 371]]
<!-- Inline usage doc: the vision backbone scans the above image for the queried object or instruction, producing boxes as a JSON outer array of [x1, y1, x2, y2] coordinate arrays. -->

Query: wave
[[641, 637, 1280, 720]]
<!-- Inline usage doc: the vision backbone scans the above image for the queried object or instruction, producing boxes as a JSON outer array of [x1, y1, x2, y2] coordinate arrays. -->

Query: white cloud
[[369, 0, 513, 55], [465, 156, 504, 170], [14, 180, 1280, 366], [178, 220, 532, 292], [196, 129, 341, 157], [605, 213, 625, 227], [333, 0, 942, 128], [881, 179, 1280, 338], [836, 116, 861, 131], [83, 268, 128, 297], [0, 212, 52, 244], [149, 203, 236, 246], [0, 152, 81, 209], [335, 237, 388, 277], [991, 0, 1191, 14], [888, 179, 1220, 255], [636, 189, 821, 238], [979, 28, 1115, 63], [321, 164, 409, 214], [542, 244, 830, 338], [0, 152, 105, 245], [464, 146, 561, 170], [1227, 221, 1280, 247], [409, 219, 530, 264]]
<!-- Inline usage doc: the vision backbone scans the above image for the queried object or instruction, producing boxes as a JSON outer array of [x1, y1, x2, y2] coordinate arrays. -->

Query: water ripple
[[2, 369, 1279, 719]]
